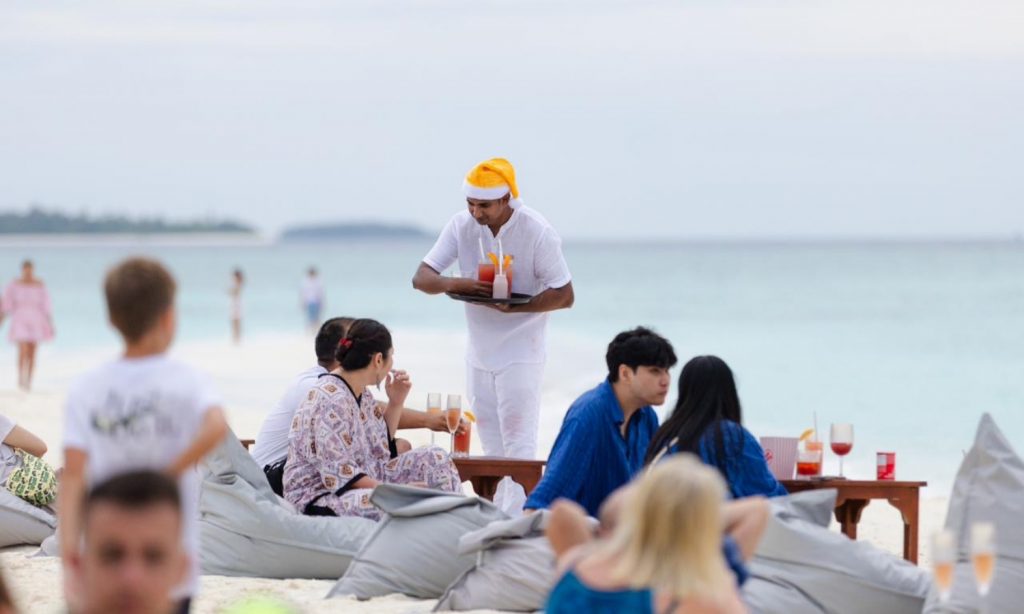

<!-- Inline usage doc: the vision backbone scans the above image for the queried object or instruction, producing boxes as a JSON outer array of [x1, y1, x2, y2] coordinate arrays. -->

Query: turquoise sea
[[2, 238, 1022, 493]]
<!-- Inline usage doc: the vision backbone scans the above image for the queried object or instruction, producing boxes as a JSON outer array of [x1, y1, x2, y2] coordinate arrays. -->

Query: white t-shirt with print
[[63, 354, 222, 598], [0, 414, 21, 486], [423, 200, 572, 371], [252, 365, 327, 467]]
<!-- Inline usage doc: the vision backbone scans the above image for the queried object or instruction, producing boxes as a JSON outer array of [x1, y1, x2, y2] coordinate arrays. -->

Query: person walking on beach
[[229, 268, 244, 344], [300, 267, 325, 332], [59, 257, 230, 612], [0, 260, 55, 391], [412, 158, 574, 514]]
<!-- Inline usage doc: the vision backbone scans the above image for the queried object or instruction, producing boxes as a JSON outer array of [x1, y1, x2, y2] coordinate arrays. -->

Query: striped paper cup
[[760, 436, 799, 480]]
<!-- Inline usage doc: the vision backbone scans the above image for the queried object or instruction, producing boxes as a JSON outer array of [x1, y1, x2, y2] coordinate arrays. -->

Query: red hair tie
[[339, 338, 353, 349]]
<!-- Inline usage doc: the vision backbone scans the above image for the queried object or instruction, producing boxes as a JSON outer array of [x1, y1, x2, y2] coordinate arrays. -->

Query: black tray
[[446, 292, 533, 305]]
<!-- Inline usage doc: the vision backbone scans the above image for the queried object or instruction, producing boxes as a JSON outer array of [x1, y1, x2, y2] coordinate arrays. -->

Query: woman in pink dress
[[0, 260, 54, 391]]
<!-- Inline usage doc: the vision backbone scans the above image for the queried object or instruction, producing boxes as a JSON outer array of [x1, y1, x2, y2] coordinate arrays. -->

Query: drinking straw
[[497, 239, 504, 274], [813, 411, 818, 441], [478, 237, 486, 263]]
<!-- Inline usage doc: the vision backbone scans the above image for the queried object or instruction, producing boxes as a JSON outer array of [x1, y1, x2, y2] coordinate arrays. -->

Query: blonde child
[[545, 454, 761, 614]]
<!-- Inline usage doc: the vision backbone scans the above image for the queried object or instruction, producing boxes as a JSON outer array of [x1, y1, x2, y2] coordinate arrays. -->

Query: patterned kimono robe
[[283, 374, 461, 520]]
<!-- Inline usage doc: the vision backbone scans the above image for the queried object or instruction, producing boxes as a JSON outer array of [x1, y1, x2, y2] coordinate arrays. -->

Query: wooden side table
[[453, 457, 546, 501], [781, 479, 928, 563]]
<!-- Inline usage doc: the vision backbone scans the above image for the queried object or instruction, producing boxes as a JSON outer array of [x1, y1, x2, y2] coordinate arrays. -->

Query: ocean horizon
[[2, 238, 1021, 495]]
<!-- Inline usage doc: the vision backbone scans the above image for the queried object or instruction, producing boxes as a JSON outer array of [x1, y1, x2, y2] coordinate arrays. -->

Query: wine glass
[[445, 394, 462, 453], [972, 522, 996, 600], [932, 529, 956, 604], [830, 423, 853, 478], [427, 393, 442, 446]]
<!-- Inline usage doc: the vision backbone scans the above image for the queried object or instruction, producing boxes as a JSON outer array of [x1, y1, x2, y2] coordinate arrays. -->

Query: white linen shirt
[[251, 364, 328, 467], [423, 200, 571, 371]]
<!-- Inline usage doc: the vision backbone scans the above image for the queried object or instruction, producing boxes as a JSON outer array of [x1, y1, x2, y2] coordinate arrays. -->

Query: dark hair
[[307, 267, 317, 276], [335, 318, 392, 371], [644, 356, 743, 472], [605, 327, 677, 382], [85, 470, 181, 520], [233, 268, 244, 281], [104, 258, 177, 343], [21, 259, 32, 269], [315, 317, 355, 364]]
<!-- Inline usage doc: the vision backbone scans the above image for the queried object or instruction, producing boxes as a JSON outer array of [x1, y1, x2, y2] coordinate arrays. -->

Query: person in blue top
[[644, 355, 788, 499], [524, 327, 677, 516]]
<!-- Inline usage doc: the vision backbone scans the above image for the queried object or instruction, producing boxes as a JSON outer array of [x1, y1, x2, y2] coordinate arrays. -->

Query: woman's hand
[[384, 369, 412, 409]]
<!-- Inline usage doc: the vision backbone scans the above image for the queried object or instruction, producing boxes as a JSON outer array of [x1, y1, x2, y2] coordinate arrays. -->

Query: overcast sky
[[1, 0, 1022, 240]]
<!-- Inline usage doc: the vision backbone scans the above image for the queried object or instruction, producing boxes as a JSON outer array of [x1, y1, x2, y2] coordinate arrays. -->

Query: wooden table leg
[[888, 489, 920, 564], [509, 469, 543, 497], [471, 476, 500, 501], [834, 499, 869, 539]]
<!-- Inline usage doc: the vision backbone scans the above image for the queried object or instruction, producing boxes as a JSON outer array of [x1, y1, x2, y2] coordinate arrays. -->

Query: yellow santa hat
[[463, 158, 519, 200]]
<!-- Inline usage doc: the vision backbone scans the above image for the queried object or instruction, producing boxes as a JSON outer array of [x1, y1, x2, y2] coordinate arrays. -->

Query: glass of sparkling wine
[[427, 393, 442, 446], [932, 529, 956, 604], [830, 423, 853, 478], [445, 394, 463, 454], [972, 522, 996, 600]]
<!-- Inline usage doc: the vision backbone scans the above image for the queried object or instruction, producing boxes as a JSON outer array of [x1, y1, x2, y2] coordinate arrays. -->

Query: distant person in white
[[229, 268, 244, 345], [252, 316, 465, 488], [412, 158, 574, 514], [300, 267, 325, 332]]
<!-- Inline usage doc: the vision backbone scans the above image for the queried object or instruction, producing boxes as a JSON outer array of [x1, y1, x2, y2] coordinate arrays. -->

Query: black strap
[[318, 372, 362, 405], [301, 472, 368, 515]]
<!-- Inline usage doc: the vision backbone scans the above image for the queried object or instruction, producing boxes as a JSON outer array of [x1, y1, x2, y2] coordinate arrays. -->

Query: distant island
[[279, 222, 431, 241], [0, 207, 255, 235]]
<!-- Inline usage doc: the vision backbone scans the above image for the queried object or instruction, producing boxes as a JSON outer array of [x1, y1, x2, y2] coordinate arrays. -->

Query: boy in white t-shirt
[[58, 257, 229, 612]]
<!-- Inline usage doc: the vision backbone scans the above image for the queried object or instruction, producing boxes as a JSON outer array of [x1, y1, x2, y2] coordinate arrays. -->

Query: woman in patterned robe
[[284, 318, 461, 519]]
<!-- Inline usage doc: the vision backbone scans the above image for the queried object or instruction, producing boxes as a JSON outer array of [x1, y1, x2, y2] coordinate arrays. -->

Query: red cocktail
[[831, 443, 852, 455], [796, 447, 822, 478], [454, 423, 471, 457], [478, 263, 495, 283], [478, 263, 512, 288]]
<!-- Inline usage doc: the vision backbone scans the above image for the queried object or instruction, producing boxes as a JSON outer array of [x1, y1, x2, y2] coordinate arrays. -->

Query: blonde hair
[[597, 454, 732, 602]]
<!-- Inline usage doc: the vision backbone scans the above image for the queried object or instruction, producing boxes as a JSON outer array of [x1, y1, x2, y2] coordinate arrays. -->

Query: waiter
[[412, 158, 574, 513]]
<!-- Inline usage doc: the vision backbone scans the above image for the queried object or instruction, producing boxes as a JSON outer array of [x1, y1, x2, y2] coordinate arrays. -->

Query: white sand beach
[[0, 332, 950, 612]]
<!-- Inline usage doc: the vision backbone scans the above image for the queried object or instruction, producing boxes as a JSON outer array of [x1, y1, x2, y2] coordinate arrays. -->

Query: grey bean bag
[[328, 484, 507, 600], [199, 431, 377, 579], [923, 413, 1024, 613], [0, 488, 55, 547], [435, 511, 561, 612], [750, 489, 931, 613]]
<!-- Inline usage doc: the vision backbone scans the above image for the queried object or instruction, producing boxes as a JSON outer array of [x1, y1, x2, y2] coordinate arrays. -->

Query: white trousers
[[466, 361, 545, 515]]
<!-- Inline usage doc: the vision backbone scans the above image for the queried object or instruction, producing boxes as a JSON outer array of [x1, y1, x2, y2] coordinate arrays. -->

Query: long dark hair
[[335, 318, 392, 371], [644, 356, 743, 474]]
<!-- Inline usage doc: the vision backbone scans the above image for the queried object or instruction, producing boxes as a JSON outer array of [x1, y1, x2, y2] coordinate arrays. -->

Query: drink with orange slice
[[479, 253, 513, 288], [796, 428, 823, 477]]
